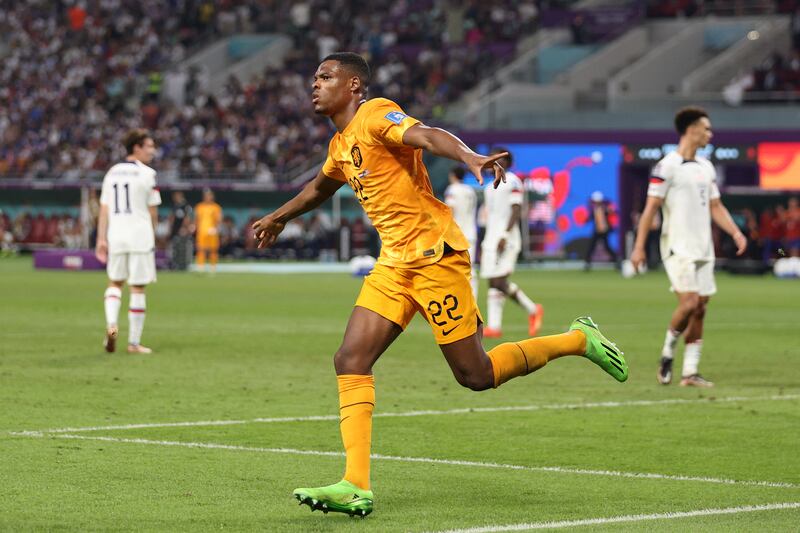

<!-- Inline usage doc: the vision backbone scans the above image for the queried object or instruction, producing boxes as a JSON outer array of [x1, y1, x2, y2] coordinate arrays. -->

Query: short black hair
[[122, 128, 152, 155], [450, 166, 465, 181], [490, 146, 513, 167], [674, 106, 709, 135], [323, 52, 371, 90]]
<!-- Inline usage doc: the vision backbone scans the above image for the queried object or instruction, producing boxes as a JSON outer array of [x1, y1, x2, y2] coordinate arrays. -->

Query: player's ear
[[351, 75, 364, 95]]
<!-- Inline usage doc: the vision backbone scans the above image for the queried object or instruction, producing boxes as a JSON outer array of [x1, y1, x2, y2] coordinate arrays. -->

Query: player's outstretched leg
[[481, 316, 628, 388], [293, 480, 374, 517], [569, 316, 628, 382]]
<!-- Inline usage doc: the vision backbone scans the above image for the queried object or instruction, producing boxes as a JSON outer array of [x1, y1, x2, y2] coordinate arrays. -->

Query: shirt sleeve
[[708, 163, 721, 200], [363, 100, 421, 146], [99, 176, 111, 206], [647, 159, 674, 198], [710, 179, 721, 200], [147, 172, 162, 207], [322, 153, 346, 182], [509, 177, 524, 206]]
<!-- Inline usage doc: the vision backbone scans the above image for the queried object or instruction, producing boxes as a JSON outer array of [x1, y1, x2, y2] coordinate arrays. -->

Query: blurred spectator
[[218, 215, 240, 257], [787, 196, 800, 257], [168, 191, 193, 270], [570, 13, 587, 45], [739, 207, 762, 260], [793, 5, 800, 50]]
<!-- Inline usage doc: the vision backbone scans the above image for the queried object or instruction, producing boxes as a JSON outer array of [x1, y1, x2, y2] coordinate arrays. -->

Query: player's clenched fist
[[252, 214, 285, 248]]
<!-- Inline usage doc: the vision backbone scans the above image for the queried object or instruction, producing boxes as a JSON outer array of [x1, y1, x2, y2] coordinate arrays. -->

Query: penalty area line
[[11, 432, 799, 490], [25, 393, 800, 435], [426, 502, 800, 533]]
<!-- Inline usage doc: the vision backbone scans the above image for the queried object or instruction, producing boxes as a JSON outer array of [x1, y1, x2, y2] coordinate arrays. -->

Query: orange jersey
[[195, 201, 222, 237], [322, 98, 468, 268]]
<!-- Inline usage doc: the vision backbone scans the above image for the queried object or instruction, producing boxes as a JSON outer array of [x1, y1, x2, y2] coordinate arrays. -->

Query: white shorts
[[480, 239, 521, 279], [107, 251, 157, 285], [663, 255, 716, 296]]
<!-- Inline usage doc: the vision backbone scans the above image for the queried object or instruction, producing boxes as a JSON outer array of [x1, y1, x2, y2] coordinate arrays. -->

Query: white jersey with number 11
[[100, 160, 162, 253]]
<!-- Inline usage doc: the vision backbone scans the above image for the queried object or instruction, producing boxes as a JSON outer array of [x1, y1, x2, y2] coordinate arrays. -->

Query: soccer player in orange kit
[[194, 188, 222, 273], [252, 53, 628, 517]]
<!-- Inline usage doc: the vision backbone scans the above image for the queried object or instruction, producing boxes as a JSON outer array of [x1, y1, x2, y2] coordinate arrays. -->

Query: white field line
[[28, 393, 800, 435], [427, 502, 800, 533], [11, 432, 799, 490]]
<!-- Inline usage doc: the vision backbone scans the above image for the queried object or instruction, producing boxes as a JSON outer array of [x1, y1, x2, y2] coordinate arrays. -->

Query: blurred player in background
[[444, 165, 478, 298], [194, 188, 222, 273], [480, 147, 543, 338], [253, 52, 627, 518], [631, 107, 746, 387], [95, 129, 161, 354], [584, 190, 619, 271]]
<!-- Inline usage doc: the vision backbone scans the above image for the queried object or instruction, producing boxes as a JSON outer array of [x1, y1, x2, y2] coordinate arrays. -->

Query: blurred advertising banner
[[467, 143, 622, 259], [758, 143, 800, 190]]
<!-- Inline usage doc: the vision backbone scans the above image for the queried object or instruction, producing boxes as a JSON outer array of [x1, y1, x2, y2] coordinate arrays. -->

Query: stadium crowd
[[0, 0, 541, 182]]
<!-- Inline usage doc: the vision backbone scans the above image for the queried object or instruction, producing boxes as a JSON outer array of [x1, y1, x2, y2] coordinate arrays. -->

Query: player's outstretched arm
[[402, 124, 507, 188], [252, 170, 343, 248], [630, 195, 663, 271], [710, 198, 747, 255]]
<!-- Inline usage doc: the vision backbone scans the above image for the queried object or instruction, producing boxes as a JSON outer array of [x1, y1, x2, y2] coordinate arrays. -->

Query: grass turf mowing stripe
[[27, 393, 800, 434], [427, 502, 800, 532], [12, 432, 798, 489]]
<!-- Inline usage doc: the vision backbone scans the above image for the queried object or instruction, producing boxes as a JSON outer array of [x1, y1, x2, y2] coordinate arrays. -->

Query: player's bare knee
[[680, 294, 700, 314], [694, 300, 707, 319], [333, 347, 371, 375], [454, 367, 493, 391]]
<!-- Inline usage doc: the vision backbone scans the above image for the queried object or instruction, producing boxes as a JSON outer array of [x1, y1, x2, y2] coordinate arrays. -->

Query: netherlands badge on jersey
[[384, 111, 407, 124]]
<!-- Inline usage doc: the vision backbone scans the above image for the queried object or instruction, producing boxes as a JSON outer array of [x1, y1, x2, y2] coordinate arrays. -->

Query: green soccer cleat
[[293, 480, 374, 518], [569, 316, 628, 382]]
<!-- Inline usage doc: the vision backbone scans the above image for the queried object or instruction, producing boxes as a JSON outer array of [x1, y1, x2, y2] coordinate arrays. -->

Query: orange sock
[[196, 250, 206, 266], [487, 330, 586, 387], [209, 250, 219, 266], [338, 374, 375, 490]]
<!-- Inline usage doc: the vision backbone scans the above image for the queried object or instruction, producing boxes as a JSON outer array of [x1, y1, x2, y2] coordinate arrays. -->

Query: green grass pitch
[[1, 256, 799, 531]]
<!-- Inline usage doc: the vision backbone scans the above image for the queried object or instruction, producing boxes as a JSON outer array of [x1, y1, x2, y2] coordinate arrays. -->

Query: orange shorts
[[355, 250, 482, 344], [196, 233, 219, 250]]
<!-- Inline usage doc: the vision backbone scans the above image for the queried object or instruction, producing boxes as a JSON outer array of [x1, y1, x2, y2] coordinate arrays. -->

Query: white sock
[[128, 293, 146, 346], [104, 287, 122, 327], [682, 340, 702, 376], [508, 282, 537, 314], [487, 288, 505, 330], [470, 267, 478, 301], [661, 328, 682, 359]]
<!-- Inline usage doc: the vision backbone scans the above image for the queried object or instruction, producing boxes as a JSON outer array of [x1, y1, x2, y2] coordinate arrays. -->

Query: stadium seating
[[0, 0, 540, 183]]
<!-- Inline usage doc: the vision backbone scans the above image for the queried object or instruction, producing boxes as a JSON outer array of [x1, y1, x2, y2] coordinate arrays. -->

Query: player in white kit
[[480, 148, 543, 338], [444, 166, 479, 298], [95, 129, 162, 354], [631, 108, 746, 387]]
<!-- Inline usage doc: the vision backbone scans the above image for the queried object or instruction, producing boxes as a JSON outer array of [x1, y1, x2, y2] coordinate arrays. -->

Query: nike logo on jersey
[[441, 325, 459, 336]]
